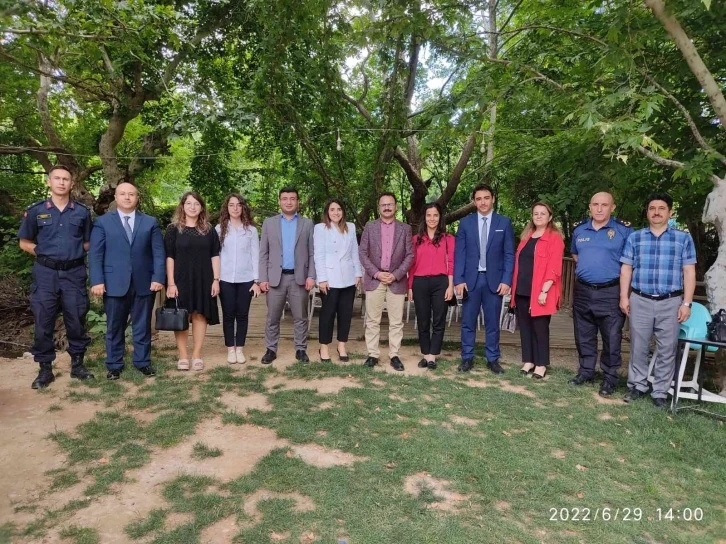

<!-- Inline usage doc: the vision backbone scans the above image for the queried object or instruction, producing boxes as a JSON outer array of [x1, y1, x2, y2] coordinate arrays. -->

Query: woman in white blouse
[[314, 200, 363, 363], [215, 194, 261, 364]]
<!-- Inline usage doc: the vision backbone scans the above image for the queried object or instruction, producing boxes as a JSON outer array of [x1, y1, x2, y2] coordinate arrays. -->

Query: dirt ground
[[0, 335, 580, 543]]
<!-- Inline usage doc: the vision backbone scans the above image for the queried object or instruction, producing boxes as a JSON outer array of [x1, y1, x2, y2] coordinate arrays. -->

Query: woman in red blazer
[[510, 202, 565, 379]]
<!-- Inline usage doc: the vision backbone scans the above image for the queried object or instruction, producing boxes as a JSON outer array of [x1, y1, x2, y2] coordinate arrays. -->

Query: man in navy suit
[[89, 182, 166, 379], [454, 183, 515, 373]]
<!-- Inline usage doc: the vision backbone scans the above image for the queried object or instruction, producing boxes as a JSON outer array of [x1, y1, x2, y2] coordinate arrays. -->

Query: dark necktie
[[123, 215, 133, 243]]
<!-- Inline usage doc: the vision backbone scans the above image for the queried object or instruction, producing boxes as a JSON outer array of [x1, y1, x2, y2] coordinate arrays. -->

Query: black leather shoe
[[623, 388, 647, 403], [427, 360, 437, 370], [296, 350, 310, 363], [487, 359, 504, 374], [599, 381, 616, 397], [261, 349, 277, 364], [418, 358, 428, 368], [458, 359, 474, 372], [390, 356, 404, 371], [652, 397, 668, 408], [70, 354, 95, 380], [364, 356, 378, 367], [31, 363, 55, 389], [337, 348, 349, 362], [569, 374, 594, 386], [107, 369, 121, 380], [138, 365, 156, 377]]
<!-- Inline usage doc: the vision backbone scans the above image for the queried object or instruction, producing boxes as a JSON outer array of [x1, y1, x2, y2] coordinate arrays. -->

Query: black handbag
[[155, 297, 189, 331], [707, 309, 726, 343]]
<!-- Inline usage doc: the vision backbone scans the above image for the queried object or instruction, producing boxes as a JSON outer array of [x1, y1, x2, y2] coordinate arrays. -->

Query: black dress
[[164, 225, 220, 325]]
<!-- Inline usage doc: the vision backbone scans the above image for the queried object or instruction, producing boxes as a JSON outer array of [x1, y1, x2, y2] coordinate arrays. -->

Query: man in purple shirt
[[359, 193, 414, 370]]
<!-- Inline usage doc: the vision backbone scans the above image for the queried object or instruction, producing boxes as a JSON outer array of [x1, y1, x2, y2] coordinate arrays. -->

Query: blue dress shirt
[[280, 213, 298, 270]]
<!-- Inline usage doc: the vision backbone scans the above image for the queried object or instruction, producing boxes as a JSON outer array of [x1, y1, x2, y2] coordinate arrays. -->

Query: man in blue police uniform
[[18, 165, 95, 389], [569, 192, 632, 397], [620, 192, 696, 408]]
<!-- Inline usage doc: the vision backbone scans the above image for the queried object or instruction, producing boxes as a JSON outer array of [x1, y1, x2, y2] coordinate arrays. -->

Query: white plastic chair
[[308, 286, 323, 326]]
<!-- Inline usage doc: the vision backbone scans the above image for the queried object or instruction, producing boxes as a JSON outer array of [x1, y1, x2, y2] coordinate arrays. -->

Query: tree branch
[[445, 201, 476, 223], [438, 129, 479, 208], [636, 145, 684, 169], [643, 0, 726, 128], [639, 71, 726, 166], [342, 93, 373, 124]]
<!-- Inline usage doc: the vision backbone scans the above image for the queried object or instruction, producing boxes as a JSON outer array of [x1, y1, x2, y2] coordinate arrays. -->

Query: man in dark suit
[[359, 192, 414, 371], [258, 187, 316, 364], [89, 182, 166, 379], [454, 184, 515, 373]]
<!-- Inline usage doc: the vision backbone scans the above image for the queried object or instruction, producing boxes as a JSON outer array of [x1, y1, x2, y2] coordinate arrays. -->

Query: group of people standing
[[18, 165, 697, 408]]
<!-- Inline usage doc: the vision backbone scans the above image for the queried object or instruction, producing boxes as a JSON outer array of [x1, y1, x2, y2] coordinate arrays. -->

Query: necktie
[[123, 215, 133, 243], [479, 217, 487, 271]]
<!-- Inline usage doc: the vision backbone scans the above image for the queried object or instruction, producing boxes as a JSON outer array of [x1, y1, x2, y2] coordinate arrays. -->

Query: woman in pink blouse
[[408, 203, 455, 370]]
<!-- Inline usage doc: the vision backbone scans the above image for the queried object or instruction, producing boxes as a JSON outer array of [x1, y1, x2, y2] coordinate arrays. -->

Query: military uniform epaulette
[[572, 218, 588, 229], [73, 200, 92, 212], [25, 200, 47, 211], [613, 217, 631, 227]]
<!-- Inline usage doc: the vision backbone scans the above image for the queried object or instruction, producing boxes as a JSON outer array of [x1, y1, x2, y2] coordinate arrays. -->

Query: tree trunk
[[702, 178, 726, 313]]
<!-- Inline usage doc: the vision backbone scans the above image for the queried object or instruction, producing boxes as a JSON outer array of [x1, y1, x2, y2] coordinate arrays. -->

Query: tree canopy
[[2, 0, 725, 300]]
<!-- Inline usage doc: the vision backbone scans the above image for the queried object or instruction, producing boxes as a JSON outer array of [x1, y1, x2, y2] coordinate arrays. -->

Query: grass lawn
[[2, 345, 725, 544]]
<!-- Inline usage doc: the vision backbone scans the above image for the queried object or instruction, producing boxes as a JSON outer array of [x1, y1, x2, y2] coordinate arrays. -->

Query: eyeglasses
[[379, 203, 395, 209]]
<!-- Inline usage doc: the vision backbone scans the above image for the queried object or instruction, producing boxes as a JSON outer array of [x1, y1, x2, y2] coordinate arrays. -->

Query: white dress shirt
[[118, 209, 136, 233], [478, 211, 493, 272], [215, 223, 259, 283], [313, 222, 362, 288]]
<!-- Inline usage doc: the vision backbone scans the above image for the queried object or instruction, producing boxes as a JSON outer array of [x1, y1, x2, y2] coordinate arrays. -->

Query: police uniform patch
[[607, 228, 615, 240], [37, 213, 51, 219]]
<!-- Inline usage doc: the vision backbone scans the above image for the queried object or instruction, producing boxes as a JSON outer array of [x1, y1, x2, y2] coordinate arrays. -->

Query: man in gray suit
[[259, 187, 316, 364]]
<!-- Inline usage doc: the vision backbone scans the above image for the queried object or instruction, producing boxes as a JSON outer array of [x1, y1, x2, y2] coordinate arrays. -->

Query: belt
[[632, 288, 683, 301], [36, 255, 85, 271], [281, 269, 295, 275], [576, 278, 619, 289]]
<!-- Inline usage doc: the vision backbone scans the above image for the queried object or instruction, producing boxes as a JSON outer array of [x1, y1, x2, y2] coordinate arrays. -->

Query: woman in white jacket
[[314, 199, 362, 362]]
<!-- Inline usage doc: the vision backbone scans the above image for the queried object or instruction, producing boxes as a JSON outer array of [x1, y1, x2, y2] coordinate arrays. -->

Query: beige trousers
[[364, 283, 406, 358]]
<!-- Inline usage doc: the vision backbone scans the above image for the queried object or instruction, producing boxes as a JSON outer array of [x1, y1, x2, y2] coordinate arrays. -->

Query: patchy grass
[[124, 508, 166, 539], [46, 468, 80, 492], [10, 346, 726, 544], [58, 524, 100, 544], [191, 442, 223, 459]]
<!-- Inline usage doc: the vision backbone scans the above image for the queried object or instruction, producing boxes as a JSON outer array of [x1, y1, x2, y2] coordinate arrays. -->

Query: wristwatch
[[682, 302, 692, 308]]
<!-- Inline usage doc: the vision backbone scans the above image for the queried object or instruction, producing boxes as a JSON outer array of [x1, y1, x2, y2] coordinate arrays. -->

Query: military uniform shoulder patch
[[613, 217, 631, 227], [572, 218, 588, 229]]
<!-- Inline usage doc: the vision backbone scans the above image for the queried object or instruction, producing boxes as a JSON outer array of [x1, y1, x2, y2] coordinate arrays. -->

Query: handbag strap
[[164, 296, 180, 311], [444, 234, 450, 275]]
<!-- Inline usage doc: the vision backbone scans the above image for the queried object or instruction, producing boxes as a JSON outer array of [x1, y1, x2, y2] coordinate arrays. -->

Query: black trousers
[[515, 295, 552, 366], [319, 285, 356, 344], [412, 275, 449, 356], [219, 280, 254, 347], [572, 281, 625, 385]]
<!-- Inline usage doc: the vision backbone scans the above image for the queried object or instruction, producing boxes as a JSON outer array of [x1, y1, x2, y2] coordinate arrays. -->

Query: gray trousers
[[628, 293, 681, 399], [265, 274, 309, 352]]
